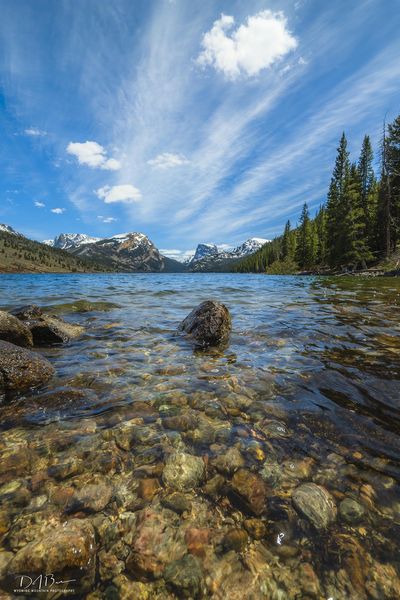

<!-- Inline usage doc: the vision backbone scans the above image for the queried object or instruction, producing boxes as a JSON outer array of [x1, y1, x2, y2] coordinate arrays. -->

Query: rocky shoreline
[[0, 299, 399, 598]]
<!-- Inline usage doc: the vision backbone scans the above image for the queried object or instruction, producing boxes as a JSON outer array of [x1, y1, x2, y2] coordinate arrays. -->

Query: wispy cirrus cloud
[[34, 201, 45, 208], [148, 153, 190, 169], [25, 127, 47, 137]]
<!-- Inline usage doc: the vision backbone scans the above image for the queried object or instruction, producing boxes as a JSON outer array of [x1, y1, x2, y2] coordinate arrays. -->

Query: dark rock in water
[[339, 497, 365, 523], [230, 469, 268, 516], [11, 304, 84, 345], [164, 554, 203, 598], [161, 492, 191, 514], [0, 340, 54, 396], [178, 300, 231, 347], [0, 310, 33, 347], [3, 519, 96, 595], [243, 518, 267, 540], [222, 528, 249, 552], [292, 483, 337, 530]]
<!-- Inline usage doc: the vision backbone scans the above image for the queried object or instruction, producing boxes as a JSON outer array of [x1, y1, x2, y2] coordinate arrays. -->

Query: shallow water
[[0, 273, 399, 598]]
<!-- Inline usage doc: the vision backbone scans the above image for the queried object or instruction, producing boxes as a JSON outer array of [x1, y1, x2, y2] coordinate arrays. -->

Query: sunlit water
[[0, 273, 399, 598]]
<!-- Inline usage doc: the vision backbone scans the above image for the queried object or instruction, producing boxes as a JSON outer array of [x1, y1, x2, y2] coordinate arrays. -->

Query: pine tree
[[296, 203, 313, 268], [357, 135, 376, 251], [314, 206, 327, 264], [282, 220, 296, 260], [326, 133, 350, 266], [342, 164, 373, 267], [386, 114, 400, 251]]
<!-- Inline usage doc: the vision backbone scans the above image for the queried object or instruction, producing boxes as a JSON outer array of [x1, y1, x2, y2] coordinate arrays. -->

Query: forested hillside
[[235, 113, 400, 274], [0, 230, 114, 273]]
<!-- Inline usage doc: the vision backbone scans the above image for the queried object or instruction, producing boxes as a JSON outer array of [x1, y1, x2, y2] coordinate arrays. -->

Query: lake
[[0, 273, 399, 598]]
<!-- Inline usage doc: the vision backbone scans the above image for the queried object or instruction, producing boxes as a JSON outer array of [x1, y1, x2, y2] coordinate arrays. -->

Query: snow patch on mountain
[[44, 233, 102, 250], [0, 224, 21, 236]]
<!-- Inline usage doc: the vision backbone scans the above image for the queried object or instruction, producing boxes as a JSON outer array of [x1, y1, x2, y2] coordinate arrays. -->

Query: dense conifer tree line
[[235, 113, 400, 273]]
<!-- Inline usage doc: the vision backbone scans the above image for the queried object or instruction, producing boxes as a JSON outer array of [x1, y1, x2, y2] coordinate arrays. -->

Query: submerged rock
[[164, 554, 203, 598], [339, 497, 365, 523], [292, 483, 337, 529], [178, 300, 231, 347], [0, 310, 33, 347], [11, 304, 84, 345], [67, 483, 113, 513], [0, 340, 54, 396], [222, 528, 249, 552], [162, 451, 205, 491], [43, 300, 120, 314], [126, 507, 186, 580], [4, 519, 96, 594], [230, 469, 268, 516]]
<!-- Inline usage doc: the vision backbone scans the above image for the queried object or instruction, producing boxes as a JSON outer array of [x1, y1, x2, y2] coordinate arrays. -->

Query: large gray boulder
[[0, 340, 54, 396], [178, 300, 231, 347], [0, 310, 33, 347], [11, 304, 84, 345]]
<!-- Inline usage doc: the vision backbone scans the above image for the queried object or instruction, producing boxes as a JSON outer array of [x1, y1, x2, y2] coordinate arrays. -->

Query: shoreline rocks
[[0, 311, 33, 347], [178, 300, 231, 347], [0, 340, 54, 396], [10, 304, 84, 345]]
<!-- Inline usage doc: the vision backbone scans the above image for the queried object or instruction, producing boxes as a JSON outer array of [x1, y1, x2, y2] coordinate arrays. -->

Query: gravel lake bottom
[[0, 272, 399, 599]]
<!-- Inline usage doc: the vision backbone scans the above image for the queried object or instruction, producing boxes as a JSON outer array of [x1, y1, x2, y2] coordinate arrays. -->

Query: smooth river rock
[[3, 519, 96, 594], [292, 483, 337, 529], [11, 304, 84, 345], [162, 451, 205, 491], [0, 310, 33, 347], [0, 340, 54, 396], [178, 300, 231, 347]]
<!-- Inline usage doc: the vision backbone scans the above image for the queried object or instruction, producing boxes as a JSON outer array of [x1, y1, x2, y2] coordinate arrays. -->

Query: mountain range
[[0, 224, 268, 273]]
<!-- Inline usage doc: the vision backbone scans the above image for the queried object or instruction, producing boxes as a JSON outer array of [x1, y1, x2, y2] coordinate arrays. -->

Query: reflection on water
[[0, 273, 399, 598]]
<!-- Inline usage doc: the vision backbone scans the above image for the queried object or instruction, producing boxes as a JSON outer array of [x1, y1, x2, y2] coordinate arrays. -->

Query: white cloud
[[96, 184, 142, 204], [25, 127, 46, 136], [197, 11, 297, 79], [148, 152, 190, 169], [51, 208, 66, 214], [67, 141, 121, 170], [34, 201, 45, 208], [97, 215, 117, 223]]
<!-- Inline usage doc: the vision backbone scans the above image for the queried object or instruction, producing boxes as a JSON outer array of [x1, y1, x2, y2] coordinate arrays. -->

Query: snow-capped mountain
[[230, 237, 268, 257], [44, 233, 101, 250], [188, 237, 269, 270], [0, 223, 21, 236], [190, 243, 220, 263], [69, 232, 184, 272]]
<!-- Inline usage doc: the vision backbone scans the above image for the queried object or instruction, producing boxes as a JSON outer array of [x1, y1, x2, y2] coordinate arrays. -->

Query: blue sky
[[0, 0, 399, 260]]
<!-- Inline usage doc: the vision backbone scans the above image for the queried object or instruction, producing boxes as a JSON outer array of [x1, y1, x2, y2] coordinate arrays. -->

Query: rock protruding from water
[[162, 451, 205, 491], [0, 340, 54, 396], [0, 310, 33, 347], [178, 300, 231, 347], [11, 304, 84, 345], [4, 519, 96, 594], [292, 483, 337, 529]]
